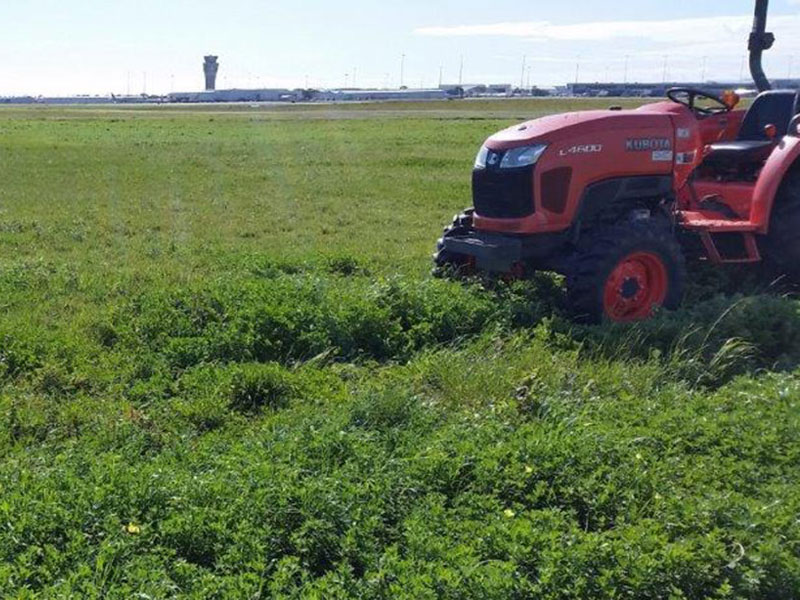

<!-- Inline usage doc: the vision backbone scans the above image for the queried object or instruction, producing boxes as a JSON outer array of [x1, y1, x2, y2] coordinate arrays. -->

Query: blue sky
[[4, 0, 800, 95]]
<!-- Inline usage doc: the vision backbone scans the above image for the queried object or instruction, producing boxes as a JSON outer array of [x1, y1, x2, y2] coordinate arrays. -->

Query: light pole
[[520, 54, 527, 89]]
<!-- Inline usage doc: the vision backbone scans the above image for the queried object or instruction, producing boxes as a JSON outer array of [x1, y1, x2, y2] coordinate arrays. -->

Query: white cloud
[[414, 14, 800, 46]]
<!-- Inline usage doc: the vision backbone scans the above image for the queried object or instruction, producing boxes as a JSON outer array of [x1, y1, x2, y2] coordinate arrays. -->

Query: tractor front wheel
[[433, 209, 476, 277], [566, 219, 685, 323]]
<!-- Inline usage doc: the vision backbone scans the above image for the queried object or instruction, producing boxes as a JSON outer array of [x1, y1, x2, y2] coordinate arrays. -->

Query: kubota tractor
[[435, 0, 800, 322]]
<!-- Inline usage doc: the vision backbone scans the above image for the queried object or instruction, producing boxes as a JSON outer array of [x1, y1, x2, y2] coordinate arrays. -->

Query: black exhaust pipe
[[749, 0, 775, 92]]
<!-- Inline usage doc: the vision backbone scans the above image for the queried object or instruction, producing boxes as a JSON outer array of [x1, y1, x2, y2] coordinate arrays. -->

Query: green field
[[1, 98, 799, 599]]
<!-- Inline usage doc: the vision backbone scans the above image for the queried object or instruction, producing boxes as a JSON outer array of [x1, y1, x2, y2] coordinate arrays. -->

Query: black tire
[[566, 219, 686, 323], [761, 170, 800, 282], [433, 209, 475, 277]]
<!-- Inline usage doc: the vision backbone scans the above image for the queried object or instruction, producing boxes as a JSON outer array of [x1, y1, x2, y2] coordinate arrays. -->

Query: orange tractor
[[435, 0, 800, 322]]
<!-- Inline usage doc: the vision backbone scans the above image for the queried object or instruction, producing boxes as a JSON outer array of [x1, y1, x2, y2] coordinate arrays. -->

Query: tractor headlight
[[474, 144, 547, 170], [474, 145, 490, 169], [500, 144, 548, 169]]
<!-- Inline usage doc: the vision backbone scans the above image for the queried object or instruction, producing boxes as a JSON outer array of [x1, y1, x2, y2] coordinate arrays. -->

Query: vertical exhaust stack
[[749, 0, 775, 92], [204, 56, 219, 91]]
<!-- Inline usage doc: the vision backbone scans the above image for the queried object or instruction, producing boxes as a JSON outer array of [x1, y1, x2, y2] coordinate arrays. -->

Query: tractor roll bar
[[749, 0, 775, 92]]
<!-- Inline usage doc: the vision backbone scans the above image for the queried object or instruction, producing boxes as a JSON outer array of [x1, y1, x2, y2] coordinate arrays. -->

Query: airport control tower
[[203, 56, 219, 91]]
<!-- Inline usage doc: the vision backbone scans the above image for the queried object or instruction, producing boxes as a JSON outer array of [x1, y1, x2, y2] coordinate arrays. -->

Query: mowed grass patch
[[1, 99, 800, 597], [0, 109, 487, 277]]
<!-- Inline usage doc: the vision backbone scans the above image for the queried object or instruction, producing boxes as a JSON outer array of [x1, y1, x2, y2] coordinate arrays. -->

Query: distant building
[[5, 95, 118, 104], [565, 79, 800, 98], [485, 84, 513, 96], [317, 88, 448, 102], [203, 56, 219, 91], [439, 84, 514, 98], [0, 96, 35, 104], [168, 88, 300, 103]]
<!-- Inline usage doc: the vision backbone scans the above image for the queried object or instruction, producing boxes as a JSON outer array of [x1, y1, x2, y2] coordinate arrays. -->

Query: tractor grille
[[472, 165, 535, 219]]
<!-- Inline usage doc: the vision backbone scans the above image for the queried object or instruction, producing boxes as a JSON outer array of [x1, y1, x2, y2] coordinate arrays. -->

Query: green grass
[[1, 98, 799, 599]]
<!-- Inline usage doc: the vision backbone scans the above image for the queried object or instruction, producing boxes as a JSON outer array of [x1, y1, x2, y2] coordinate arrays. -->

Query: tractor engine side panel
[[474, 118, 676, 235]]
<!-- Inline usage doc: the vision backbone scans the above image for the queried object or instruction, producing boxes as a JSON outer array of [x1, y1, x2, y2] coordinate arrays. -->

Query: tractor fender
[[752, 136, 800, 234]]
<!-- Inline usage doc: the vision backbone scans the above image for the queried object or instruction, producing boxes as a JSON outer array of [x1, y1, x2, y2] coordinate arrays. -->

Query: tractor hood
[[484, 103, 680, 151]]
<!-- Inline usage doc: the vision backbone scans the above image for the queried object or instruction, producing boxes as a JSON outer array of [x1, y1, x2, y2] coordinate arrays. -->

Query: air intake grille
[[540, 167, 572, 214], [472, 165, 535, 219]]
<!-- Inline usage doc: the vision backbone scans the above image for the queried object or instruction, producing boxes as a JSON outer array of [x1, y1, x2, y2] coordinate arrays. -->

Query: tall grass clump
[[559, 293, 800, 387], [113, 275, 502, 370]]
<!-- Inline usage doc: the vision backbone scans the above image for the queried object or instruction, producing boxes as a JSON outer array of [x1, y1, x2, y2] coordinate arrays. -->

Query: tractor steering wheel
[[667, 88, 731, 117]]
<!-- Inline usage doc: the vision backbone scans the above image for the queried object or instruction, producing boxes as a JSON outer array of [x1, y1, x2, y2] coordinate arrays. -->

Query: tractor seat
[[703, 140, 774, 165], [704, 90, 800, 168]]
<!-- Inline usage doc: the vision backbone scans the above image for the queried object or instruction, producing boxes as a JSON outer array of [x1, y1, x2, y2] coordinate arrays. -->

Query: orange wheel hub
[[603, 251, 668, 322]]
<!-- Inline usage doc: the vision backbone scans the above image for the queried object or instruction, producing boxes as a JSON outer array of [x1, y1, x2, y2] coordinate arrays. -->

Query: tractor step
[[677, 210, 758, 233], [680, 209, 761, 262], [698, 231, 762, 264]]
